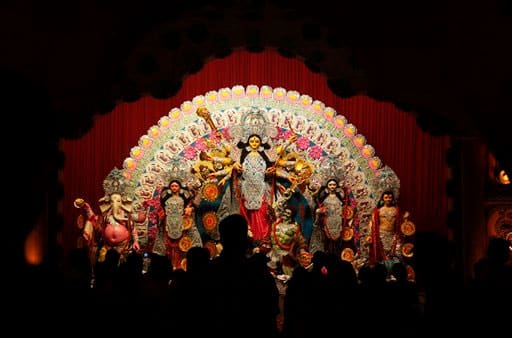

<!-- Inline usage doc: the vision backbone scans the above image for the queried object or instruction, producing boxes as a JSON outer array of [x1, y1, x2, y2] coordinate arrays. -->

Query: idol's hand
[[288, 134, 298, 143]]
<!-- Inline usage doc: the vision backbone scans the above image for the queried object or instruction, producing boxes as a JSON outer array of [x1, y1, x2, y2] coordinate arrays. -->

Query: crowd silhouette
[[19, 216, 511, 337]]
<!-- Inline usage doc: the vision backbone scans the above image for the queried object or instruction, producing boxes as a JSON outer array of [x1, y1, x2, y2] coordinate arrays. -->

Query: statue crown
[[102, 168, 134, 198]]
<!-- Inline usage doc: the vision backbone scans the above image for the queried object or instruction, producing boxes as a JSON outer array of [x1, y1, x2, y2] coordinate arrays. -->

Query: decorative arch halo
[[121, 85, 399, 260]]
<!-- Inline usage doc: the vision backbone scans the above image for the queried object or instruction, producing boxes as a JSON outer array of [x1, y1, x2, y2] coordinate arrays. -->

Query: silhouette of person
[[209, 214, 280, 337]]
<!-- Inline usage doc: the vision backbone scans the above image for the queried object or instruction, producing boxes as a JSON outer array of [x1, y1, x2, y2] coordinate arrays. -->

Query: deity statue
[[152, 162, 203, 270], [309, 158, 357, 261], [268, 188, 311, 276], [196, 107, 300, 249], [367, 190, 414, 266], [74, 168, 140, 265]]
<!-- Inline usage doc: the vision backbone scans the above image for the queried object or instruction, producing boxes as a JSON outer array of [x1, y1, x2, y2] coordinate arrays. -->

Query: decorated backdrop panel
[[122, 85, 401, 261]]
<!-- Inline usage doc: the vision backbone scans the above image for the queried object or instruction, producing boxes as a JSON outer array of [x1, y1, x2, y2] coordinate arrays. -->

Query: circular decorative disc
[[204, 241, 218, 258], [202, 212, 218, 231], [342, 206, 354, 220], [340, 248, 355, 262], [401, 243, 414, 257], [401, 221, 416, 236], [341, 227, 354, 241], [179, 236, 193, 252], [202, 182, 220, 201], [183, 216, 193, 230]]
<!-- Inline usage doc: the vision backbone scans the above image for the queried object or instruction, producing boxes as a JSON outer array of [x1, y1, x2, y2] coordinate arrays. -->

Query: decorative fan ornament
[[376, 165, 400, 201], [102, 167, 135, 199], [162, 157, 200, 191], [316, 156, 346, 187]]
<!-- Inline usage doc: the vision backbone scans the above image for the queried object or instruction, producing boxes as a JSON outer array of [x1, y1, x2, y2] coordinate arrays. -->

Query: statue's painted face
[[248, 135, 261, 150], [284, 209, 292, 221], [382, 193, 394, 206], [170, 181, 181, 193], [111, 193, 123, 214], [327, 180, 338, 192]]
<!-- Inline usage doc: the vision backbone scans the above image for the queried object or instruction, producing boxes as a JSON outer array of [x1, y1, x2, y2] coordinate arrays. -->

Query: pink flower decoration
[[183, 146, 197, 160], [361, 145, 375, 158], [146, 198, 160, 208], [123, 158, 136, 171], [368, 157, 381, 170], [148, 226, 157, 240], [344, 124, 357, 138], [353, 135, 366, 148], [149, 126, 161, 138], [221, 128, 231, 140], [123, 171, 132, 180], [195, 138, 208, 151], [296, 137, 310, 150], [274, 127, 285, 140], [333, 116, 346, 129], [208, 131, 220, 143], [131, 147, 144, 160], [281, 130, 293, 140], [308, 145, 323, 159]]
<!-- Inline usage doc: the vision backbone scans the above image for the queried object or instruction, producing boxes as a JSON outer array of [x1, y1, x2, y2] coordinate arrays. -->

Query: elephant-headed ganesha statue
[[75, 168, 141, 264]]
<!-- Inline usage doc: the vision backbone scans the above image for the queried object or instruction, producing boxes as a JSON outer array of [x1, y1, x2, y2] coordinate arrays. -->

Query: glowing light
[[149, 126, 160, 138], [334, 116, 346, 129], [300, 95, 312, 108], [344, 124, 357, 138], [499, 170, 510, 185], [140, 136, 152, 148], [260, 86, 272, 98], [181, 101, 192, 113], [324, 109, 335, 120], [159, 117, 170, 128], [232, 85, 245, 98], [207, 92, 217, 102], [273, 88, 286, 100], [25, 224, 44, 265], [131, 146, 143, 159], [169, 108, 181, 120], [246, 85, 259, 97]]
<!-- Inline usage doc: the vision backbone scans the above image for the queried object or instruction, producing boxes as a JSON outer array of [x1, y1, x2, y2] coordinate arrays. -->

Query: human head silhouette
[[218, 214, 249, 255], [487, 237, 510, 264]]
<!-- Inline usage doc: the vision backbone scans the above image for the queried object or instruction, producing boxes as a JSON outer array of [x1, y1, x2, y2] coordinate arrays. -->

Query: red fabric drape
[[60, 50, 450, 252]]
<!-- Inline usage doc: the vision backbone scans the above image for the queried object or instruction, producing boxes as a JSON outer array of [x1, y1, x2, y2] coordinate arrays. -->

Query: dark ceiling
[[1, 1, 512, 247]]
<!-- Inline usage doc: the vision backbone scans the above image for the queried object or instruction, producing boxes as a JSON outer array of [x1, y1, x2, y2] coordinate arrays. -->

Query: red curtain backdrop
[[60, 50, 450, 252]]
